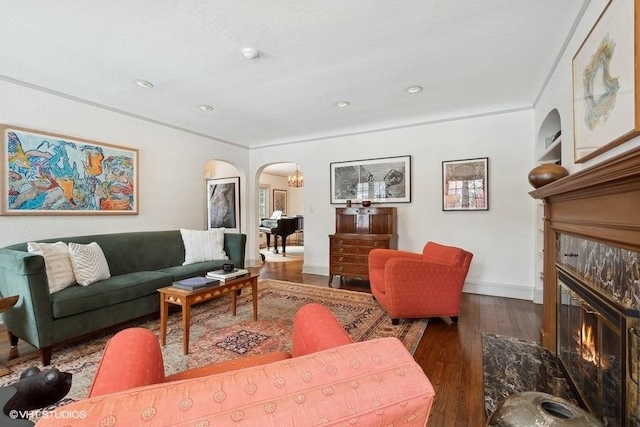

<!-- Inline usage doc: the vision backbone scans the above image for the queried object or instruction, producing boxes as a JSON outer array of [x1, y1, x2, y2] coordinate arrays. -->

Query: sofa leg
[[41, 346, 53, 366], [7, 331, 18, 348], [391, 318, 399, 326], [450, 316, 459, 324]]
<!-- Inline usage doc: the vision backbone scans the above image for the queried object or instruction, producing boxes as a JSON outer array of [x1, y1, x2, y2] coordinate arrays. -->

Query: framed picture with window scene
[[442, 157, 488, 211], [330, 155, 411, 204]]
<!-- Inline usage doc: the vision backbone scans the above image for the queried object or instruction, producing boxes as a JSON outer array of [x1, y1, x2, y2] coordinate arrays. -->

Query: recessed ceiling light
[[133, 79, 154, 88], [198, 104, 214, 111], [405, 85, 423, 94], [242, 48, 259, 59], [335, 101, 351, 108]]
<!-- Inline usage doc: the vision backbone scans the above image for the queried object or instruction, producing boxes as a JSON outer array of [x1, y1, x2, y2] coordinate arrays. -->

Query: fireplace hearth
[[556, 235, 640, 426]]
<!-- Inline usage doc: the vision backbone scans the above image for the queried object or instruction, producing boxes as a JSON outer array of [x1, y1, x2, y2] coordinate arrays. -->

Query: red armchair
[[369, 241, 473, 324]]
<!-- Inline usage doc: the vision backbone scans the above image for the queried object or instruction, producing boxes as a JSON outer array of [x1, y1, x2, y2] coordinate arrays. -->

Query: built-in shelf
[[538, 136, 561, 163]]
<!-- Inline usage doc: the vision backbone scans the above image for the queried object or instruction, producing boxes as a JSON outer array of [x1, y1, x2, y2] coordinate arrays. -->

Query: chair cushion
[[165, 352, 291, 382]]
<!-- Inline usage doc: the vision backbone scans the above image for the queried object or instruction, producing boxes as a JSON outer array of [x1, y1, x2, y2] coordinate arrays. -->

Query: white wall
[[0, 80, 249, 246], [250, 110, 536, 300]]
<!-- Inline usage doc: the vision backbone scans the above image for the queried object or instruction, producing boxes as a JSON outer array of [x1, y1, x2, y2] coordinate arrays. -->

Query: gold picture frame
[[573, 0, 640, 163]]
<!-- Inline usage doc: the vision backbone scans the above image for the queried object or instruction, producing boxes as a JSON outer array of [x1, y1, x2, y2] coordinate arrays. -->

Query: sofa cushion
[[68, 242, 111, 286], [180, 228, 227, 265], [159, 260, 228, 281], [27, 241, 76, 293], [51, 271, 172, 318]]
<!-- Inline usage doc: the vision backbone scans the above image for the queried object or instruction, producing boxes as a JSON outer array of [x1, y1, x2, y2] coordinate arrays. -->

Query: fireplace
[[530, 146, 640, 426], [556, 234, 640, 426]]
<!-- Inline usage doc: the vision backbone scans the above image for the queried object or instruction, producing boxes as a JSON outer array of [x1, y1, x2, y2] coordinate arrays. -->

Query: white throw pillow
[[27, 241, 76, 293], [68, 242, 111, 286], [181, 228, 228, 265]]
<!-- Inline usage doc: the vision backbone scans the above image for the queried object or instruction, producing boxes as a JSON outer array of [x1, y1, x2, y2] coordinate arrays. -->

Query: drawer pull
[[338, 257, 344, 262], [338, 240, 344, 245], [338, 267, 343, 271], [337, 247, 344, 252]]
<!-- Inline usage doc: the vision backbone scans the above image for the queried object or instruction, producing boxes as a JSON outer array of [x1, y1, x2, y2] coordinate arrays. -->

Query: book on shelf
[[206, 268, 249, 281], [172, 276, 220, 290]]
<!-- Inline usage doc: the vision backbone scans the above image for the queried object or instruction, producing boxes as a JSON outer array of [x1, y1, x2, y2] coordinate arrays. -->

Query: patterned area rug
[[482, 333, 580, 419], [0, 279, 427, 409]]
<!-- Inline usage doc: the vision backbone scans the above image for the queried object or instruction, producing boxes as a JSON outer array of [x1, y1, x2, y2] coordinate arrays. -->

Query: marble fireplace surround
[[531, 145, 640, 425]]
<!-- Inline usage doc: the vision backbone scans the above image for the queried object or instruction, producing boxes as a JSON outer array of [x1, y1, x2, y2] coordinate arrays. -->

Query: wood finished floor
[[0, 257, 541, 427]]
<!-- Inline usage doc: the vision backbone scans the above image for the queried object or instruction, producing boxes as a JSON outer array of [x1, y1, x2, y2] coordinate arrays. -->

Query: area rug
[[0, 279, 427, 410], [260, 245, 304, 263], [482, 333, 580, 419]]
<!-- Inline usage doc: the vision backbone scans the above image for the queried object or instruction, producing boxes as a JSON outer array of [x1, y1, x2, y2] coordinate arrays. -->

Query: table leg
[[252, 279, 258, 321], [160, 294, 168, 346], [231, 289, 237, 316], [182, 299, 191, 355]]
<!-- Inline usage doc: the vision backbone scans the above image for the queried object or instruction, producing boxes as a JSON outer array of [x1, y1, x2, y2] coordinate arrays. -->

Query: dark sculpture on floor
[[0, 366, 72, 425]]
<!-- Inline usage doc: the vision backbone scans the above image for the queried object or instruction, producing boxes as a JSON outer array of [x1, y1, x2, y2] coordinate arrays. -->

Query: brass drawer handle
[[338, 257, 344, 262]]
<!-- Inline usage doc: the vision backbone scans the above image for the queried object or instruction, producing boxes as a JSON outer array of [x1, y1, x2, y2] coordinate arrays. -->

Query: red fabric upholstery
[[369, 241, 473, 322], [88, 327, 165, 397], [291, 302, 353, 357], [89, 304, 354, 397]]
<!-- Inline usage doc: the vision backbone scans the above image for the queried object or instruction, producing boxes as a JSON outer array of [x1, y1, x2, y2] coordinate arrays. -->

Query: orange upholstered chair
[[369, 241, 473, 324]]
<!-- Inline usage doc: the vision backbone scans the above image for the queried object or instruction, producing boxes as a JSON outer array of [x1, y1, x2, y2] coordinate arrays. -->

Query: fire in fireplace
[[556, 234, 640, 427]]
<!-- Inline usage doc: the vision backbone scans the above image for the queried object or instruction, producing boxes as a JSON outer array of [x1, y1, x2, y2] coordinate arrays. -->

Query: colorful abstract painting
[[1, 125, 138, 214]]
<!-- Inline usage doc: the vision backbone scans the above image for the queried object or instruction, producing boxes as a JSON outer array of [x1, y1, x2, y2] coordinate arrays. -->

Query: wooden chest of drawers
[[329, 234, 395, 284], [328, 206, 397, 286]]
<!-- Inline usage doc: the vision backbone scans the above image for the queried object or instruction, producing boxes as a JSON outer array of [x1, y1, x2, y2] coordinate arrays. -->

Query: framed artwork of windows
[[442, 157, 488, 211], [330, 155, 411, 204]]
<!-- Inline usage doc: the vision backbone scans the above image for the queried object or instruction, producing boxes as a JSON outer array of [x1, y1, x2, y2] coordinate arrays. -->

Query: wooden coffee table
[[158, 273, 258, 355]]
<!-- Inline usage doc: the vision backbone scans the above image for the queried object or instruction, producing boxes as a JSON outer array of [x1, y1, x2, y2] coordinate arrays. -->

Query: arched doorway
[[258, 163, 304, 262]]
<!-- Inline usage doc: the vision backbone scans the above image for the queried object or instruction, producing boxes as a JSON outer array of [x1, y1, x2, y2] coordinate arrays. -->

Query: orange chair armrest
[[88, 328, 165, 398], [384, 258, 469, 289], [292, 303, 353, 357]]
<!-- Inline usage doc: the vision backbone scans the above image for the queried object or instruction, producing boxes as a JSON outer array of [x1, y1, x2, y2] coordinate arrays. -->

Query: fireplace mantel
[[530, 145, 640, 350]]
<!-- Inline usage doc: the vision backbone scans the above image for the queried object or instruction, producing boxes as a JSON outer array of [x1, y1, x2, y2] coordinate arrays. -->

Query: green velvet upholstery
[[0, 230, 247, 365]]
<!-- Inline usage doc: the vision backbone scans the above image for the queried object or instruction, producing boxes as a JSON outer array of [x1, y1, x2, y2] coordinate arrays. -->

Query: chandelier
[[288, 164, 304, 187]]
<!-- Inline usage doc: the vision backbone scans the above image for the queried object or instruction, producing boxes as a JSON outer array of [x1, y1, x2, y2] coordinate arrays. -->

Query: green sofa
[[0, 230, 247, 365]]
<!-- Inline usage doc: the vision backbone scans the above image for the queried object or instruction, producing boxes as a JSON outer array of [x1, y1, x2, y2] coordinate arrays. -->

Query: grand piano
[[259, 211, 303, 256]]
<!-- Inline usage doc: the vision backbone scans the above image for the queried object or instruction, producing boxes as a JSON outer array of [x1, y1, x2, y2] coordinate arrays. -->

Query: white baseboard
[[462, 279, 534, 301], [291, 265, 540, 303]]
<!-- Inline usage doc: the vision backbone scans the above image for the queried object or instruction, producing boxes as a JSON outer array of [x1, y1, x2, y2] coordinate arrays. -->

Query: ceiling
[[1, 1, 588, 149]]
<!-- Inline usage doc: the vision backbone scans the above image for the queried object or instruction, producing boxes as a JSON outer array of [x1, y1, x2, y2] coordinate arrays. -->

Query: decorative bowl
[[361, 201, 372, 207]]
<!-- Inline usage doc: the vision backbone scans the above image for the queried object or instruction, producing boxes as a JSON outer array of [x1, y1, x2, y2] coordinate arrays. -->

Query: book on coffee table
[[173, 276, 220, 290], [206, 268, 249, 281]]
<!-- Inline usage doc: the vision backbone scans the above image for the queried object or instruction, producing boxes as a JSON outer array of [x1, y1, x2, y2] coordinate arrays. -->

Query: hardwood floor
[[255, 259, 542, 427], [0, 257, 541, 426]]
